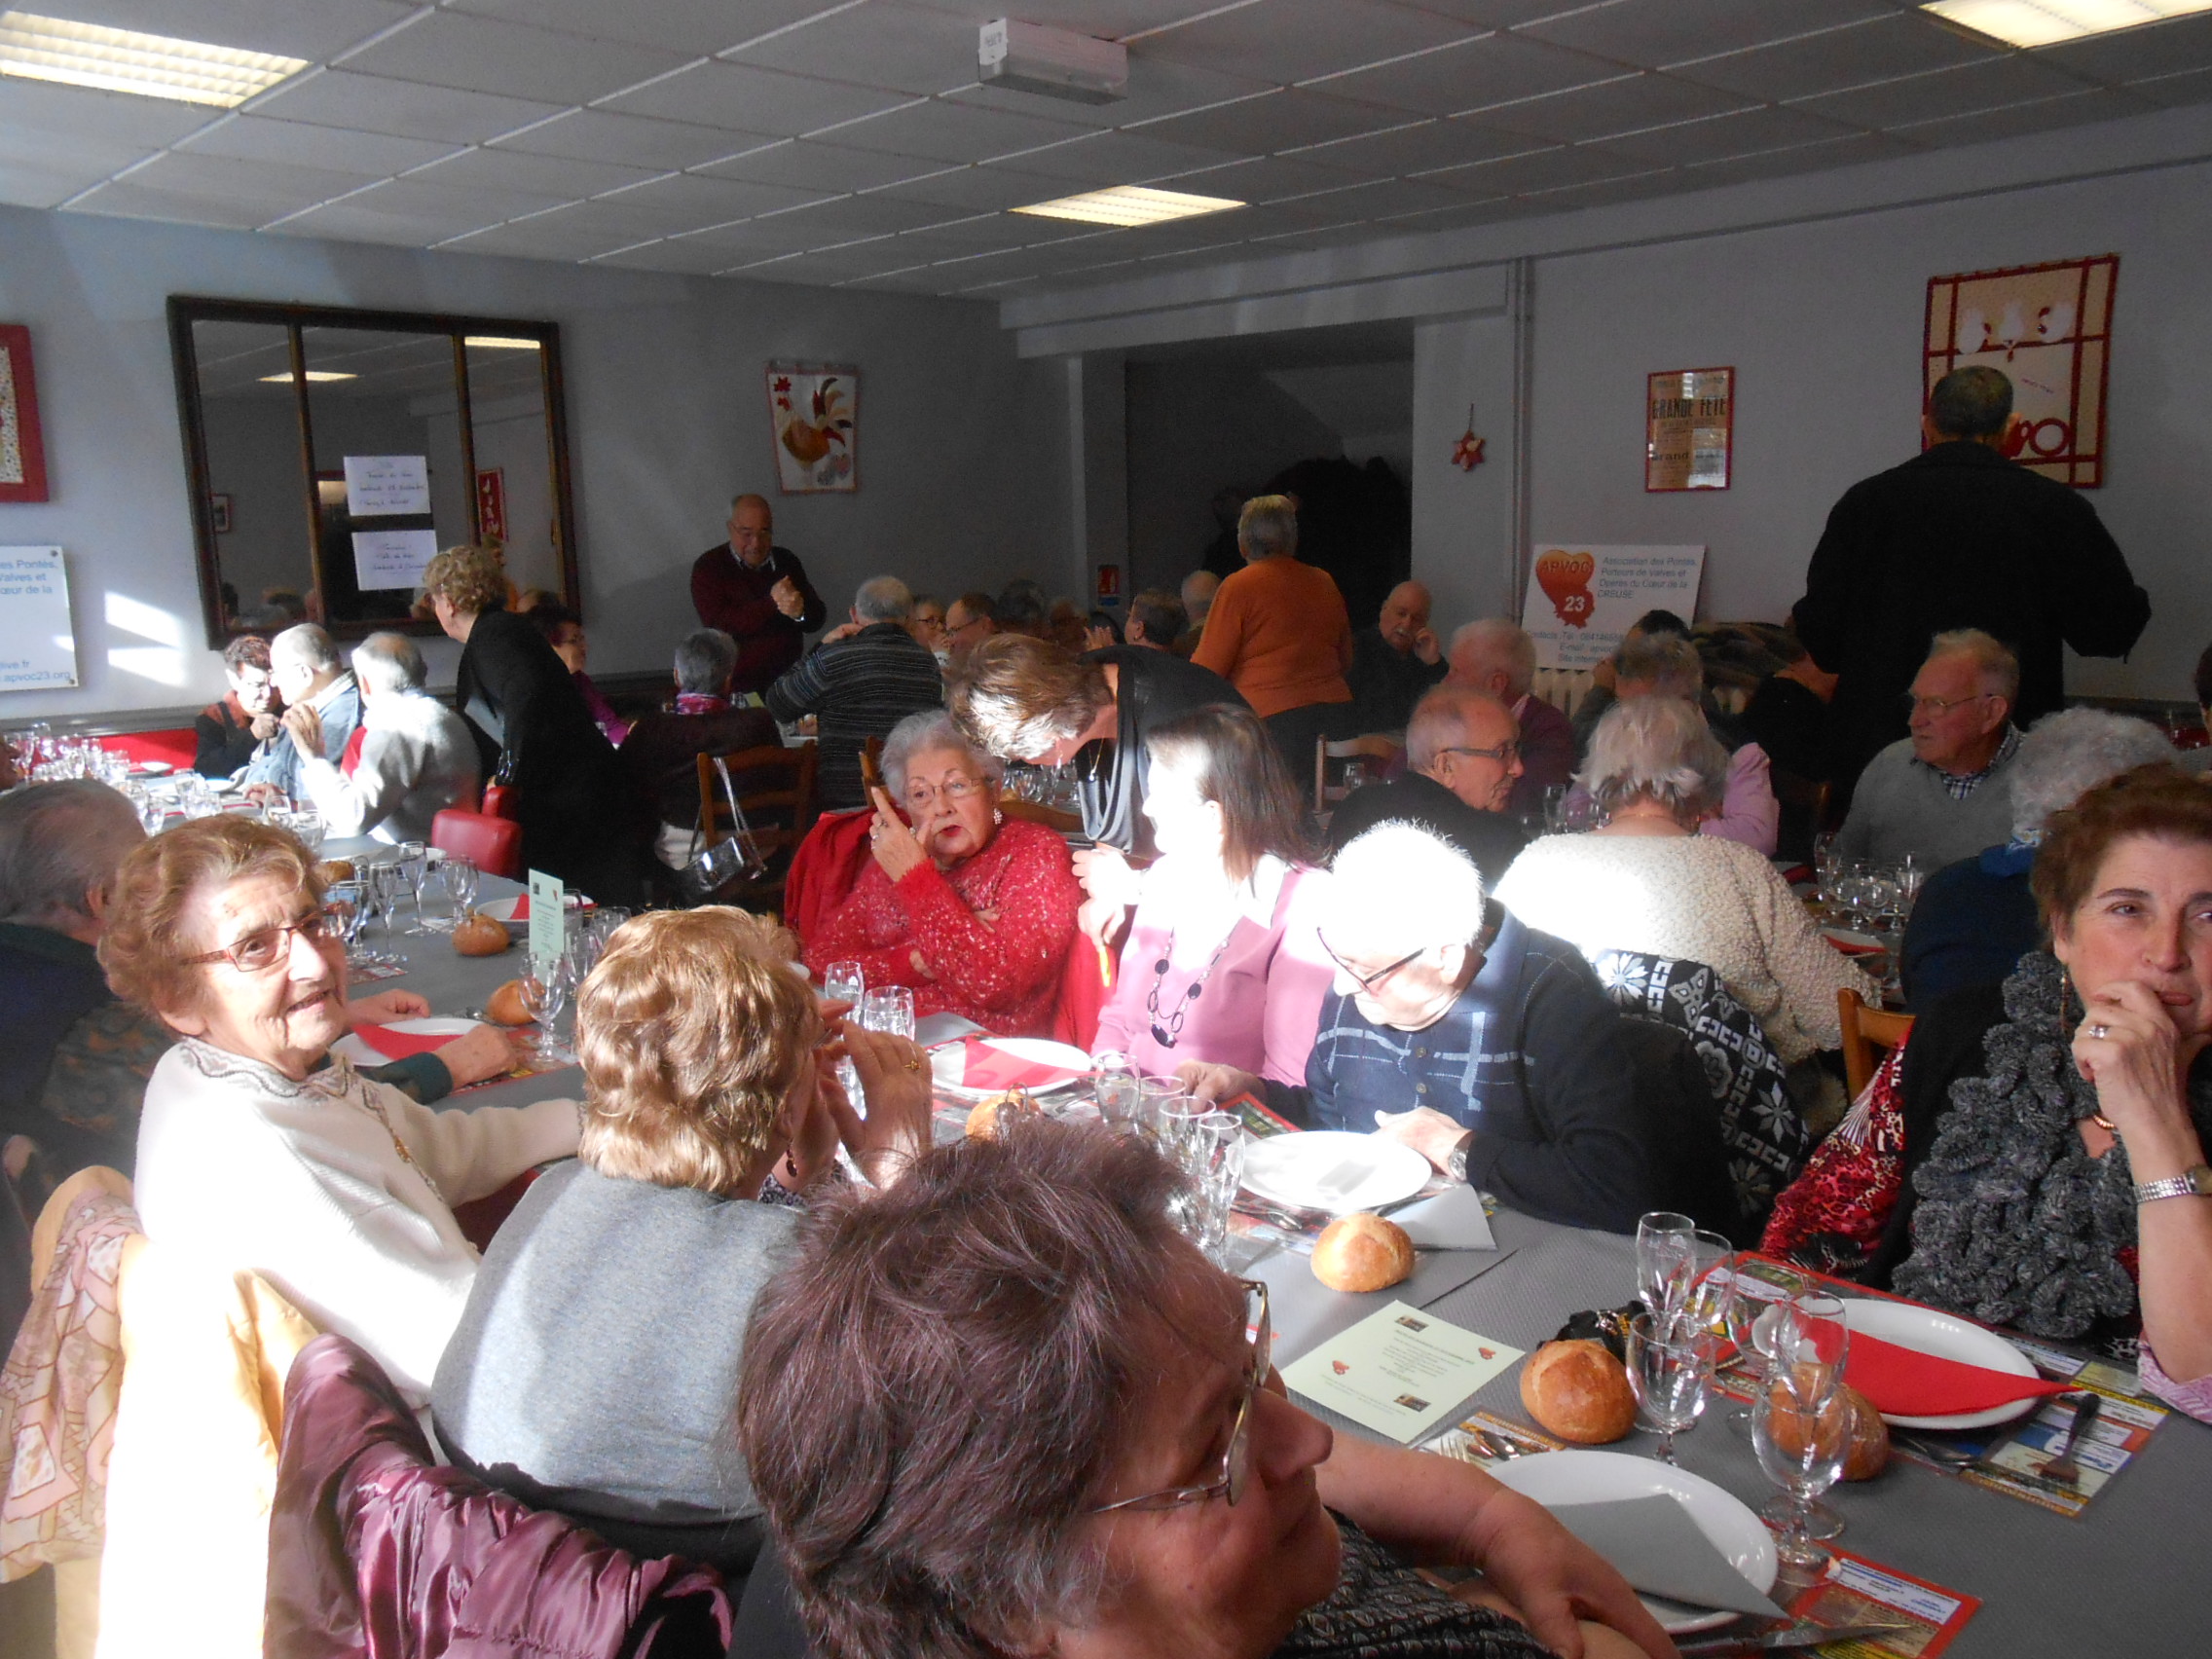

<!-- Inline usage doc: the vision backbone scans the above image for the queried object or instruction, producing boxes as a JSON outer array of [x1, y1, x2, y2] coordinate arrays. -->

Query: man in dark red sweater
[[689, 493, 828, 693]]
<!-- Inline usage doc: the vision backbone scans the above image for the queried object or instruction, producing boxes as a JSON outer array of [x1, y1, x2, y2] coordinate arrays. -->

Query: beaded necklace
[[1146, 930, 1234, 1049]]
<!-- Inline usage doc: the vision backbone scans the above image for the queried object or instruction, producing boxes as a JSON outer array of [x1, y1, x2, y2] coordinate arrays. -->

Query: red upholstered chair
[[99, 728, 199, 772], [1051, 931, 1116, 1052], [783, 806, 874, 948], [430, 809, 523, 880]]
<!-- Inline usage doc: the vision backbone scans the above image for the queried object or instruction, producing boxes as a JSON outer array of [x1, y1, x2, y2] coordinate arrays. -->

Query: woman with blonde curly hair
[[431, 905, 933, 1572], [423, 544, 647, 903]]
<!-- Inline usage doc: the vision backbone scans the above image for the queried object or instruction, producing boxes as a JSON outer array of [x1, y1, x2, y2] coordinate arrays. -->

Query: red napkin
[[353, 1024, 458, 1061], [499, 897, 591, 923], [962, 1041, 1082, 1092], [1836, 1323, 2072, 1417]]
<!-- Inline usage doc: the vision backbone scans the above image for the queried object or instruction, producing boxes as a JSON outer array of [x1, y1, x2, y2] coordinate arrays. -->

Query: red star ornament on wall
[[1452, 405, 1486, 470]]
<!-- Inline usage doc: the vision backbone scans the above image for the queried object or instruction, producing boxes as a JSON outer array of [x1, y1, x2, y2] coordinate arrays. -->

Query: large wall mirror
[[167, 296, 579, 647]]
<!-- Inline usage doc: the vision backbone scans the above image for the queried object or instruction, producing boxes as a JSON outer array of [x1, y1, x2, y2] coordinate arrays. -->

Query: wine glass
[[1625, 1310, 1714, 1465], [324, 880, 373, 970], [1752, 1359, 1852, 1572], [1186, 1112, 1248, 1266], [1723, 1259, 1805, 1430], [822, 959, 865, 1012], [362, 862, 408, 966], [517, 951, 576, 1066], [1762, 1292, 1851, 1541], [442, 854, 479, 925], [391, 842, 431, 934], [1680, 1231, 1738, 1346], [287, 810, 326, 856], [1636, 1211, 1698, 1318], [1091, 1050, 1141, 1129], [861, 985, 915, 1042]]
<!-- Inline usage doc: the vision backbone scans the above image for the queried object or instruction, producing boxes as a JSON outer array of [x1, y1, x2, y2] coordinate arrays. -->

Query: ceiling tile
[[249, 69, 567, 144], [1515, 0, 1897, 71], [445, 0, 836, 55], [1677, 129, 1916, 186], [1466, 70, 1755, 142], [1390, 1, 1610, 25], [1366, 194, 1549, 234], [1516, 166, 1683, 209], [1279, 173, 1474, 217], [1286, 116, 1539, 174], [743, 242, 938, 282], [816, 96, 1093, 164], [861, 162, 1078, 211], [729, 2, 979, 94], [1130, 88, 1414, 151], [1791, 55, 2097, 129], [1156, 150, 1378, 203], [492, 109, 762, 169], [409, 146, 669, 201], [346, 172, 575, 225], [335, 12, 692, 105], [2032, 12, 2212, 84], [48, 0, 417, 60], [1141, 0, 1475, 87], [2123, 63, 2212, 108], [750, 189, 966, 239], [944, 53, 1275, 129], [599, 60, 920, 136], [1888, 88, 2151, 150], [885, 216, 1038, 252], [98, 150, 367, 215], [437, 210, 639, 259], [67, 176, 280, 230], [459, 196, 719, 247], [699, 138, 946, 192], [657, 216, 848, 262], [1313, 32, 1627, 118], [1598, 103, 1864, 166], [174, 115, 461, 176], [0, 76, 219, 148], [0, 159, 114, 209], [987, 127, 1245, 184], [266, 198, 499, 245], [592, 170, 838, 230], [1412, 141, 1644, 196], [589, 238, 737, 273], [1670, 13, 2001, 103]]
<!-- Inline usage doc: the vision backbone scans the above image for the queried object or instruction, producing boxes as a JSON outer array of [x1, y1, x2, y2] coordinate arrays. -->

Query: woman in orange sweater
[[1191, 495, 1355, 768]]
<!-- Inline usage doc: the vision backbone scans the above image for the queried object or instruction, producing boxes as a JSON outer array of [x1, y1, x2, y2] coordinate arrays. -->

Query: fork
[[2040, 1393, 2103, 1486]]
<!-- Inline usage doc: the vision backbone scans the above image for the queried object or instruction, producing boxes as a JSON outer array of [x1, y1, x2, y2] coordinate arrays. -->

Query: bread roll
[[485, 979, 533, 1026], [1311, 1213, 1416, 1292], [966, 1090, 1038, 1139], [1520, 1341, 1637, 1444], [316, 859, 356, 885], [453, 911, 511, 957], [1768, 1376, 1889, 1480]]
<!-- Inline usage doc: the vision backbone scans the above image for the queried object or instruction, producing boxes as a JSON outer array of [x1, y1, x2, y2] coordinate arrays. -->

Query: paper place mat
[[1281, 1301, 1524, 1444], [1547, 1494, 1785, 1619]]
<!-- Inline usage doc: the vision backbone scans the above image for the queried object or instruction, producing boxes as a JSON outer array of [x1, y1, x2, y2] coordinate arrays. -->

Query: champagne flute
[[1724, 1259, 1805, 1431], [821, 960, 866, 1104], [1636, 1211, 1697, 1318], [1625, 1310, 1714, 1465], [325, 880, 373, 970]]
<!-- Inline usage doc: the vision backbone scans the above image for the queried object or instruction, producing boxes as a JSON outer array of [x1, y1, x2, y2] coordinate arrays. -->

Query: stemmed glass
[[360, 862, 407, 967], [1091, 1050, 1141, 1129], [325, 880, 376, 971], [1723, 1259, 1806, 1430], [442, 855, 479, 928], [1137, 1077, 1185, 1138], [861, 985, 916, 1042], [1761, 1292, 1852, 1542], [1184, 1112, 1248, 1266], [822, 960, 866, 1103], [286, 810, 326, 857], [1636, 1211, 1698, 1318], [1625, 1310, 1714, 1464], [517, 950, 577, 1067], [1752, 1307, 1853, 1572], [390, 842, 431, 934]]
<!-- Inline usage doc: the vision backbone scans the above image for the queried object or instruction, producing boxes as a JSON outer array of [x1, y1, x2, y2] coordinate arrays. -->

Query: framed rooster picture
[[766, 362, 858, 495]]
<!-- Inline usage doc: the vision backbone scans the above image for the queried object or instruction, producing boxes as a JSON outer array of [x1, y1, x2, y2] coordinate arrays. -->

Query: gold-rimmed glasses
[[1090, 1279, 1271, 1514]]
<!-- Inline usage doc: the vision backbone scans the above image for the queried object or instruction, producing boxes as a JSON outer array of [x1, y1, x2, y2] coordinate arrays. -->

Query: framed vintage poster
[[1645, 367, 1732, 492], [475, 467, 507, 542], [0, 324, 51, 504], [767, 362, 857, 494], [1924, 254, 2116, 487]]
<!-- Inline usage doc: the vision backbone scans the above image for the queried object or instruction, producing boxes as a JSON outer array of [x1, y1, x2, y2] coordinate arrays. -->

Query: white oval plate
[[930, 1037, 1093, 1095], [1485, 1450, 1777, 1636], [1821, 926, 1884, 955], [1240, 1130, 1431, 1216], [332, 1016, 478, 1067], [133, 759, 172, 775], [1842, 1298, 2042, 1431]]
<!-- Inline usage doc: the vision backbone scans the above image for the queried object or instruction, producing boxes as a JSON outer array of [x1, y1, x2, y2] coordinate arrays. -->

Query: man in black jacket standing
[[1794, 365, 2149, 791]]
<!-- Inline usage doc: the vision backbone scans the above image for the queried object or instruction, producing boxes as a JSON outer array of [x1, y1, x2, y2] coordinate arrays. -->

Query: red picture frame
[[0, 323, 51, 503]]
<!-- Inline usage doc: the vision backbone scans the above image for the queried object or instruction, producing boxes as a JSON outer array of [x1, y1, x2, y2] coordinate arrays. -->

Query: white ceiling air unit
[[977, 18, 1127, 105]]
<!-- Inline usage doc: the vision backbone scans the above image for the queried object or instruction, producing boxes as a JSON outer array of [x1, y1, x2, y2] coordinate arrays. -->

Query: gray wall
[[0, 203, 1062, 719]]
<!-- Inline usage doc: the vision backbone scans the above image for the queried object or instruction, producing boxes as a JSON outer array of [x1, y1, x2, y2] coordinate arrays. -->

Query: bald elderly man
[[1346, 579, 1447, 732], [690, 492, 828, 693]]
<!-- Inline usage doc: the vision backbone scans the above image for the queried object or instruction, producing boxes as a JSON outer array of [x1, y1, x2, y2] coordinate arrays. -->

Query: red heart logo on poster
[[1534, 549, 1597, 628], [1332, 1360, 1349, 1376]]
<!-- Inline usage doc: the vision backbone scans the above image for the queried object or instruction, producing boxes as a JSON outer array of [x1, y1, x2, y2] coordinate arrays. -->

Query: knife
[[1676, 1622, 1913, 1655]]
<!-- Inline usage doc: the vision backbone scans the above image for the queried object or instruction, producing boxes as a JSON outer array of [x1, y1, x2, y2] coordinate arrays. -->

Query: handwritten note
[[351, 528, 439, 591], [343, 454, 430, 517], [0, 545, 77, 690], [1281, 1302, 1524, 1443]]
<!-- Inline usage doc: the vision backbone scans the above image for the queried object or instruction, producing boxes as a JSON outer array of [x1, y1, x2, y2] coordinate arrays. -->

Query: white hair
[[1927, 628, 2019, 703], [272, 622, 341, 674], [854, 575, 912, 623], [2010, 708, 2175, 841], [880, 709, 1003, 798], [350, 632, 424, 695], [1448, 619, 1535, 697], [1578, 696, 1728, 820], [1407, 683, 1511, 772], [1326, 822, 1487, 955], [674, 628, 738, 694]]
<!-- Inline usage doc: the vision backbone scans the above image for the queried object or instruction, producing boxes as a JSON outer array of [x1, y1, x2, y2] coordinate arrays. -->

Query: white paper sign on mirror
[[351, 528, 438, 592], [342, 455, 430, 517]]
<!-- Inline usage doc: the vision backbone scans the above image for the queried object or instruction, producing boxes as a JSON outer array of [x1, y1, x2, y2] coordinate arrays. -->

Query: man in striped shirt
[[767, 575, 943, 811]]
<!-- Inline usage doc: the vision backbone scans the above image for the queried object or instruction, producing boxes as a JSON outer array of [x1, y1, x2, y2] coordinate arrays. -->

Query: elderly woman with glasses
[[106, 816, 579, 1407], [739, 1120, 1669, 1659], [804, 710, 1081, 1037]]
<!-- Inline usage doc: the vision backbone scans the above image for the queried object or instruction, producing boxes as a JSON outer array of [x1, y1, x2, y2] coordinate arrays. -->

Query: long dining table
[[346, 850, 2204, 1659]]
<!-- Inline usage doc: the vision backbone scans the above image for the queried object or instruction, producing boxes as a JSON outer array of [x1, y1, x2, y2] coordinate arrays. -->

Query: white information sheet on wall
[[1521, 543, 1705, 670], [0, 546, 78, 690], [342, 455, 430, 517], [352, 528, 439, 591]]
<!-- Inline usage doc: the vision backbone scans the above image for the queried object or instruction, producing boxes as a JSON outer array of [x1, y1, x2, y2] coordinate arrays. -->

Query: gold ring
[[903, 1057, 922, 1072]]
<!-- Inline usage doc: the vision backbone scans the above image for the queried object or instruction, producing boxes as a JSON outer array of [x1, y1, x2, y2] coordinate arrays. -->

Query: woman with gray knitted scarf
[[1866, 765, 2212, 1419]]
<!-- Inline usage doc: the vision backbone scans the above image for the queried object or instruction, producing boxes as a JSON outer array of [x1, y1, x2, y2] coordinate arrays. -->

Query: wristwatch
[[2134, 1164, 2212, 1204], [1447, 1131, 1475, 1185]]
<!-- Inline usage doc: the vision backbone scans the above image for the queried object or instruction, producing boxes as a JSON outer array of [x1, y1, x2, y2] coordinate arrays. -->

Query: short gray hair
[[272, 622, 341, 675], [1927, 628, 2019, 703], [1326, 821, 1487, 956], [1579, 696, 1729, 821], [880, 709, 1002, 798], [1236, 495, 1299, 561], [0, 780, 144, 931], [854, 575, 912, 624], [2010, 708, 2175, 842], [1448, 619, 1536, 697], [350, 632, 424, 695], [1615, 633, 1703, 698], [1407, 683, 1512, 772], [674, 627, 739, 695]]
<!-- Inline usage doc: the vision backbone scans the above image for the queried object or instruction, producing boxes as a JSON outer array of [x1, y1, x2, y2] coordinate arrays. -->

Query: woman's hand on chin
[[2074, 978, 2212, 1160]]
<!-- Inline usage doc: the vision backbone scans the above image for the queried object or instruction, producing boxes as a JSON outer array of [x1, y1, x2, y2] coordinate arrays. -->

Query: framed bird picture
[[766, 362, 859, 495], [1924, 254, 2116, 488]]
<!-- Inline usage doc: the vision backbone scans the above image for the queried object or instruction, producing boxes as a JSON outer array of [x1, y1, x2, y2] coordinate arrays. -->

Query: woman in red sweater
[[805, 710, 1080, 1036]]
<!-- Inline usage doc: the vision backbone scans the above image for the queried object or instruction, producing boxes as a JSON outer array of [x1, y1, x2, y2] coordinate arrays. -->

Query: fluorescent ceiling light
[[1924, 0, 2212, 48], [1011, 185, 1243, 228], [0, 10, 307, 106], [463, 335, 542, 350], [258, 370, 355, 383]]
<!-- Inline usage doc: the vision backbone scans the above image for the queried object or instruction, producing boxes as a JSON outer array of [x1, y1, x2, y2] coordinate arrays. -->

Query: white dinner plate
[[1239, 1131, 1431, 1216], [1821, 926, 1884, 955], [930, 1036, 1093, 1094], [1841, 1298, 2043, 1431], [132, 760, 171, 775], [331, 1015, 479, 1067], [1485, 1450, 1777, 1636]]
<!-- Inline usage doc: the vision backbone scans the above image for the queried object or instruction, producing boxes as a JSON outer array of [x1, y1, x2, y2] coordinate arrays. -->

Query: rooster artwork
[[766, 363, 859, 494]]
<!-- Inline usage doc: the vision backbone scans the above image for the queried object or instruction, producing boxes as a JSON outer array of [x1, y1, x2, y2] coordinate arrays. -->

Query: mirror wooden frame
[[166, 294, 581, 647]]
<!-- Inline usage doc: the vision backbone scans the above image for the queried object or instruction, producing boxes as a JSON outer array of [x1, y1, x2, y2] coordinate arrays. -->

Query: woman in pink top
[[1092, 705, 1334, 1087]]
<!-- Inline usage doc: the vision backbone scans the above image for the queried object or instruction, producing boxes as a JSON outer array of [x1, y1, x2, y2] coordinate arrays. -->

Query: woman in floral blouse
[[805, 711, 1079, 1036]]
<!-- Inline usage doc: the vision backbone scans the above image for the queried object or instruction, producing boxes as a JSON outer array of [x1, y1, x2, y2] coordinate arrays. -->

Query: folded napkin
[[1836, 1322, 2070, 1417], [352, 1023, 460, 1061], [1546, 1494, 1785, 1619], [1390, 1184, 1497, 1251], [961, 1041, 1084, 1092], [490, 895, 592, 923]]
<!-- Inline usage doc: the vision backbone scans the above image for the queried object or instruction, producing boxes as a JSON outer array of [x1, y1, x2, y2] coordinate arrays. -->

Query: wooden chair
[[1314, 733, 1401, 817], [694, 743, 819, 916], [1838, 987, 1915, 1100], [860, 735, 885, 798]]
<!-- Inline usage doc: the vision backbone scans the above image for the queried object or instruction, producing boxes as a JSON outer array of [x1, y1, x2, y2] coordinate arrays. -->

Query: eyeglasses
[[1317, 934, 1425, 993], [1092, 1280, 1271, 1514], [182, 911, 335, 974], [1902, 692, 1994, 719], [1439, 741, 1520, 766], [903, 775, 985, 812]]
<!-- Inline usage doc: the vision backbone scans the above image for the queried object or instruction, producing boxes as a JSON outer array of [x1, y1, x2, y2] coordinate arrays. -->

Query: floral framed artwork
[[0, 324, 51, 503], [766, 362, 858, 494], [1924, 254, 2117, 488]]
